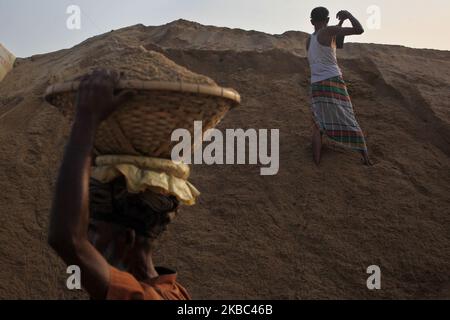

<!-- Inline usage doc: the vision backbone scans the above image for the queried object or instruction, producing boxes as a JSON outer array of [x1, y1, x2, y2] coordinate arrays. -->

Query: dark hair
[[311, 7, 329, 23], [89, 177, 179, 240]]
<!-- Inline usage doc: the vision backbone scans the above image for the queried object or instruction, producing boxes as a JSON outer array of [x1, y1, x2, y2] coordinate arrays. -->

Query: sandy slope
[[0, 20, 449, 299]]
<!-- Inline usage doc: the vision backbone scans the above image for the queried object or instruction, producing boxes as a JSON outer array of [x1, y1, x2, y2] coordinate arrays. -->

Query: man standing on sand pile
[[306, 7, 372, 165], [48, 70, 191, 300]]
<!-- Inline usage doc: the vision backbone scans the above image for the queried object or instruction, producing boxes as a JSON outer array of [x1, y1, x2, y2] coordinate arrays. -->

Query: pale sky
[[1, 0, 449, 58]]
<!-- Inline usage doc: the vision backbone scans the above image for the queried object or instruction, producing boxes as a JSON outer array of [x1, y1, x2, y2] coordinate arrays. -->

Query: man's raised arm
[[47, 69, 132, 299], [327, 10, 365, 37]]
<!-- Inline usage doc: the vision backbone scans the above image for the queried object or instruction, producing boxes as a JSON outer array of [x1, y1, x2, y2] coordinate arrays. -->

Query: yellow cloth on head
[[91, 155, 200, 206]]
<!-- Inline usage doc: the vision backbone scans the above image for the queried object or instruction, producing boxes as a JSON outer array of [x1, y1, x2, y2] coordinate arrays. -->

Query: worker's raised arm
[[48, 70, 132, 299], [326, 10, 365, 37]]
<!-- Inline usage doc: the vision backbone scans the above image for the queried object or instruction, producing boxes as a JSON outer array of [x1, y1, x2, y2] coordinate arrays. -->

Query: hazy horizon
[[1, 0, 449, 57]]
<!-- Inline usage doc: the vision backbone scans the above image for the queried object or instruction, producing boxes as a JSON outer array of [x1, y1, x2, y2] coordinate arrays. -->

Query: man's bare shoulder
[[316, 28, 335, 47]]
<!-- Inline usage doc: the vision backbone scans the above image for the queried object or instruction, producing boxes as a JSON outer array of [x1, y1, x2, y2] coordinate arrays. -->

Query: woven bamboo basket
[[45, 80, 241, 159]]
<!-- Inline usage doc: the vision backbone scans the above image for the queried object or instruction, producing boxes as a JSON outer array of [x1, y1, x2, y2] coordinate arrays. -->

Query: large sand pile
[[0, 20, 449, 299]]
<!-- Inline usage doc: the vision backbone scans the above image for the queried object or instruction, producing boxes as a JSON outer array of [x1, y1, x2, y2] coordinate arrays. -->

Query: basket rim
[[44, 80, 241, 105]]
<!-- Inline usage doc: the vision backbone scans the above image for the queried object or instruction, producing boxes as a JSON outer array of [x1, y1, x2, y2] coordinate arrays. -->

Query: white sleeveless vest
[[307, 33, 342, 83]]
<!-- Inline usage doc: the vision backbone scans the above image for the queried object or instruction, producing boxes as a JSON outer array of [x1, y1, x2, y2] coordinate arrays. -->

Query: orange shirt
[[107, 266, 191, 300]]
